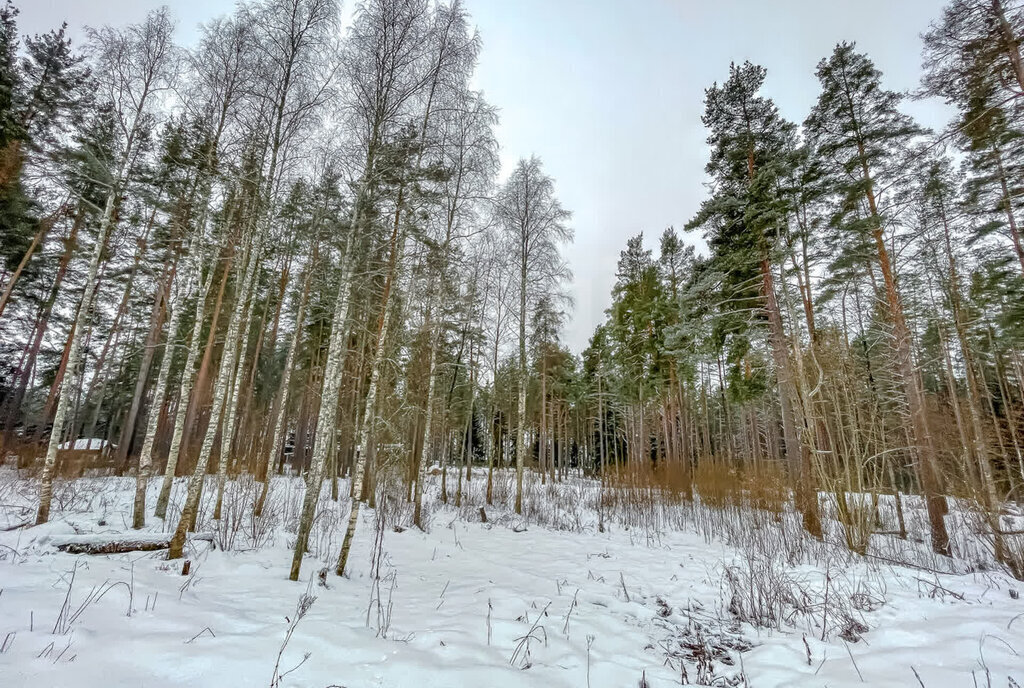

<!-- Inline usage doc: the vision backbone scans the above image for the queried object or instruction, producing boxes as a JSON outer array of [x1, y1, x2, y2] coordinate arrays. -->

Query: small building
[[53, 438, 117, 477]]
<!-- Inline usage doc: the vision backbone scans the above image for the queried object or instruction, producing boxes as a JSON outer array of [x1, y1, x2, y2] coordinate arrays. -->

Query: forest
[[1, 1, 1024, 686]]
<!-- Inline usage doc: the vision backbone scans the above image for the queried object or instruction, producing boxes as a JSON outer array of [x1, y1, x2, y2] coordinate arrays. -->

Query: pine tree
[[0, 24, 88, 323], [0, 1, 34, 298], [923, 0, 1024, 277], [606, 234, 665, 467], [922, 0, 1024, 109], [806, 42, 951, 555], [686, 61, 821, 535]]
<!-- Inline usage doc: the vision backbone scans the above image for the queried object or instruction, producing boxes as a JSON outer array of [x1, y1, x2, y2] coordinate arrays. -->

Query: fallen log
[[53, 532, 214, 555]]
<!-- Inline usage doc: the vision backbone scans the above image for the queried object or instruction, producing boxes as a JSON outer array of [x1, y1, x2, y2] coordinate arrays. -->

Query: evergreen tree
[[806, 42, 950, 555], [0, 1, 33, 281], [922, 0, 1024, 111], [923, 1, 1024, 276], [686, 61, 821, 534]]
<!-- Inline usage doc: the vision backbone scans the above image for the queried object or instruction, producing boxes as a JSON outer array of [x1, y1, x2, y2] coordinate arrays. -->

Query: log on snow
[[53, 532, 214, 555]]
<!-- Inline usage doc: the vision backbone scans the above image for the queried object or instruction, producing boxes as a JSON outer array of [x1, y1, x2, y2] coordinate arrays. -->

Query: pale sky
[[19, 0, 955, 353]]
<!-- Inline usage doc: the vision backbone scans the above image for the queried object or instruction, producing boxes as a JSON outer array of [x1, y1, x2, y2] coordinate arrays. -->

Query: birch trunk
[[336, 254, 399, 577], [154, 243, 218, 519], [515, 250, 527, 515], [413, 304, 439, 529], [36, 192, 117, 524], [288, 227, 357, 580], [457, 345, 477, 504], [132, 238, 203, 528], [212, 236, 263, 520], [33, 8, 170, 522], [168, 228, 261, 559]]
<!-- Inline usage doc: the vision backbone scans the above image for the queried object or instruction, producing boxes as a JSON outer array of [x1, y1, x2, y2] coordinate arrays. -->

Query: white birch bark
[[154, 242, 217, 519], [132, 237, 203, 528], [412, 302, 438, 528], [515, 255, 527, 515], [168, 228, 261, 559], [36, 193, 117, 524], [336, 240, 406, 576], [288, 228, 357, 580], [36, 7, 174, 522], [212, 235, 263, 519]]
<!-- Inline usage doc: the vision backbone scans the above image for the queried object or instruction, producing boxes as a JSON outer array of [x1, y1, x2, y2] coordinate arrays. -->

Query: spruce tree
[[0, 1, 33, 281]]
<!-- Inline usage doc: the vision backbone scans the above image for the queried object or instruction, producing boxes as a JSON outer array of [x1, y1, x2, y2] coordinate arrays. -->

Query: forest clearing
[[2, 0, 1024, 685], [2, 469, 1022, 687]]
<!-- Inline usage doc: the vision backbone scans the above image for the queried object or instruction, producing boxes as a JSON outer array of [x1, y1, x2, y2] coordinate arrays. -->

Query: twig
[[510, 601, 551, 668], [586, 635, 595, 688], [562, 589, 579, 637], [864, 553, 962, 577], [915, 577, 964, 601], [270, 583, 317, 687], [843, 639, 863, 682], [186, 627, 216, 644]]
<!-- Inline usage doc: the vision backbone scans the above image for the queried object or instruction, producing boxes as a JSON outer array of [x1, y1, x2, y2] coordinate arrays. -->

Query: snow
[[0, 469, 1021, 687], [57, 439, 111, 451]]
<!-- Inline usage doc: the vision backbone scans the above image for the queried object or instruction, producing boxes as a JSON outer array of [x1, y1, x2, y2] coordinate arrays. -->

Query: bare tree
[[144, 15, 254, 526], [36, 8, 177, 524], [169, 0, 339, 558], [494, 156, 572, 515], [290, 0, 437, 581], [412, 89, 497, 527]]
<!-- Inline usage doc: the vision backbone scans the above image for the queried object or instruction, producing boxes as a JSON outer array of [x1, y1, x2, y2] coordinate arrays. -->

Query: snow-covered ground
[[0, 468, 1021, 687]]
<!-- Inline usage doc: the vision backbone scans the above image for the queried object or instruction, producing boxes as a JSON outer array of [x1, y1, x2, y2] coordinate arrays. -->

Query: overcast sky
[[19, 0, 955, 353]]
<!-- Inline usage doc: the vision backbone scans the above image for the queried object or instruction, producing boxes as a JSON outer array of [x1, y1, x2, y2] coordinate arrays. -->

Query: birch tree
[[36, 8, 176, 524], [412, 90, 497, 528], [153, 15, 253, 520], [290, 0, 437, 581], [168, 0, 338, 559], [495, 157, 572, 515]]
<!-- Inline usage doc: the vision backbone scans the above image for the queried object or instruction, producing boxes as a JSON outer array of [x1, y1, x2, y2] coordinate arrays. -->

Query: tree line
[[0, 0, 1022, 580], [580, 1, 1024, 576]]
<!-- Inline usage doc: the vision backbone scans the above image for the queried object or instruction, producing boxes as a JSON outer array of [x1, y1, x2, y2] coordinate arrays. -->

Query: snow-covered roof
[[58, 438, 111, 451]]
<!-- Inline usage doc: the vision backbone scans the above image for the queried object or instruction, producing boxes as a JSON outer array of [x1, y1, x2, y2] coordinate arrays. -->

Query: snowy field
[[1, 467, 1022, 688]]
